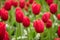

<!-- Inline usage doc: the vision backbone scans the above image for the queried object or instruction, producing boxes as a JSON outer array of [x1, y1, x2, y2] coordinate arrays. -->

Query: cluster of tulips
[[0, 0, 60, 40]]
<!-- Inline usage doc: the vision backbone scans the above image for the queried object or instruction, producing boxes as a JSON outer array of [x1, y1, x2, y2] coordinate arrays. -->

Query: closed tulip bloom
[[45, 0, 53, 5], [16, 8, 24, 23], [11, 0, 18, 7], [33, 19, 44, 33], [50, 3, 57, 14], [19, 0, 25, 8], [29, 0, 34, 4], [26, 2, 30, 7], [46, 19, 52, 28], [42, 12, 51, 23], [0, 8, 8, 21], [57, 14, 60, 20], [57, 25, 60, 37], [0, 22, 6, 40], [22, 16, 30, 27], [4, 1, 12, 10], [32, 3, 41, 15], [3, 31, 9, 40]]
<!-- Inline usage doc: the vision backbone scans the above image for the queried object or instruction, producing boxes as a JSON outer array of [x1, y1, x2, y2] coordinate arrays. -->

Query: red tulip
[[16, 7, 24, 23], [46, 19, 52, 28], [50, 3, 57, 14], [12, 1, 18, 7], [4, 1, 12, 10], [57, 25, 60, 37], [3, 31, 9, 40], [26, 2, 30, 7], [33, 19, 44, 33], [29, 0, 34, 4], [19, 0, 25, 8], [15, 7, 21, 12], [54, 38, 60, 40], [0, 9, 1, 16], [0, 22, 6, 40], [32, 3, 41, 15], [42, 12, 51, 23], [57, 14, 60, 20], [22, 16, 30, 27], [45, 0, 53, 5], [0, 8, 8, 21]]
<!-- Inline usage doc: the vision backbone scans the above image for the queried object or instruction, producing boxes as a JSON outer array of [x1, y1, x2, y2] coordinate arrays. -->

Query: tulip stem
[[15, 23, 22, 40], [19, 23, 22, 40], [48, 28, 51, 40], [27, 28, 30, 40], [34, 15, 36, 20]]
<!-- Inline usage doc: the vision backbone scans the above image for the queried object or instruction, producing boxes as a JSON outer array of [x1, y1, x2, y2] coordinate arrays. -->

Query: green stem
[[27, 28, 29, 40], [48, 28, 52, 40], [34, 15, 36, 20], [48, 29, 50, 40], [19, 23, 22, 40], [40, 33, 43, 40], [15, 23, 22, 40]]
